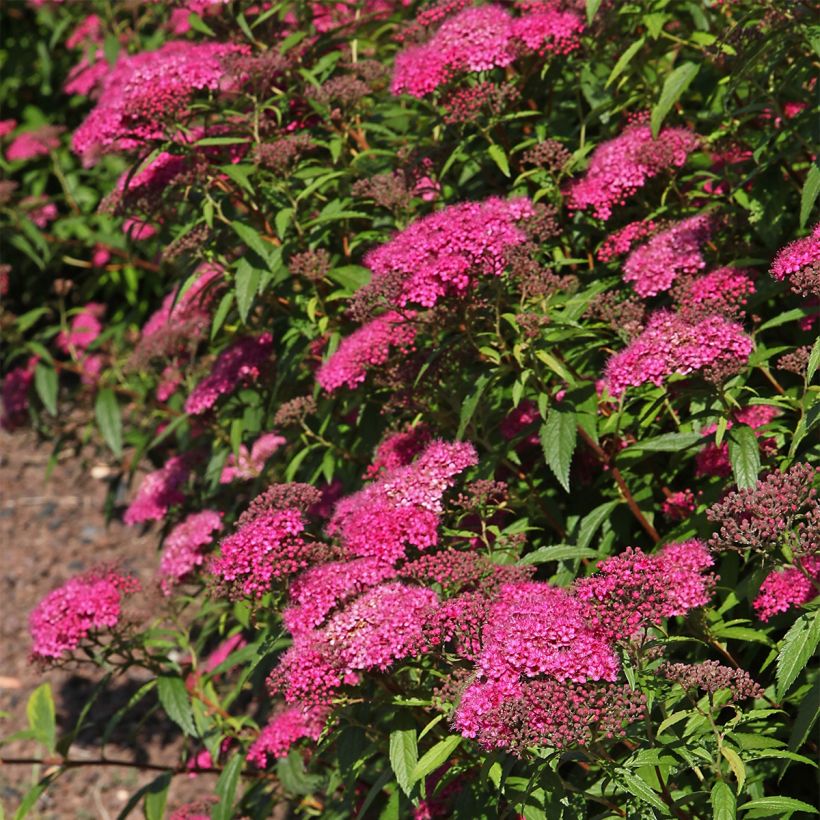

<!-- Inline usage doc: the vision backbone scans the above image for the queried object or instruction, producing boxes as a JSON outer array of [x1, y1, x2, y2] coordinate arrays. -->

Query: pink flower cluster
[[391, 3, 583, 98], [220, 432, 286, 483], [567, 124, 700, 220], [124, 455, 190, 525], [753, 556, 820, 621], [597, 219, 657, 262], [159, 510, 223, 594], [602, 310, 753, 396], [574, 541, 715, 641], [769, 223, 820, 297], [185, 333, 273, 415], [72, 41, 244, 165], [622, 215, 712, 297], [675, 266, 755, 320], [364, 197, 534, 307], [327, 439, 478, 562], [364, 424, 432, 478], [247, 704, 330, 766], [6, 125, 63, 161], [1, 357, 37, 431], [316, 311, 417, 392], [30, 568, 141, 660], [57, 303, 104, 355]]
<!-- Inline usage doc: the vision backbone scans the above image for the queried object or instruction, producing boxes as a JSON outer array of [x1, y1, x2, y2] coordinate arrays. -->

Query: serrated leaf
[[728, 425, 760, 489], [235, 259, 260, 324], [577, 500, 618, 549], [389, 728, 418, 797], [806, 336, 820, 384], [34, 363, 57, 416], [211, 291, 235, 340], [776, 610, 820, 699], [212, 751, 243, 820], [585, 0, 602, 23], [618, 771, 670, 814], [457, 375, 489, 439], [606, 37, 645, 87], [540, 408, 577, 492], [231, 220, 272, 263], [156, 676, 197, 737], [800, 163, 820, 229], [739, 796, 818, 814], [328, 265, 371, 291], [712, 781, 737, 820], [95, 388, 122, 458], [412, 735, 461, 783], [626, 431, 702, 453], [27, 683, 56, 753], [487, 143, 510, 177], [520, 544, 598, 565], [651, 62, 699, 138], [721, 746, 746, 793]]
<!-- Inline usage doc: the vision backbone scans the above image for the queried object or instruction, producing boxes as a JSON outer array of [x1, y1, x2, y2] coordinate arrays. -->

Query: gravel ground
[[0, 429, 220, 818]]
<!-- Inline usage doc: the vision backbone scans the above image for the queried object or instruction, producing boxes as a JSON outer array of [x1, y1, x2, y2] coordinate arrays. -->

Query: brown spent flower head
[[273, 395, 318, 428], [162, 224, 212, 263], [238, 482, 324, 527], [588, 291, 646, 340], [255, 134, 315, 174], [310, 75, 372, 107], [521, 139, 572, 173], [289, 249, 331, 282], [776, 345, 812, 376], [707, 463, 820, 559], [352, 172, 413, 212], [660, 661, 764, 702]]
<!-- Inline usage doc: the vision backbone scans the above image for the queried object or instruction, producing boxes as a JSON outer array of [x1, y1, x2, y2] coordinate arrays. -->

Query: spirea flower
[[662, 489, 697, 521], [363, 197, 534, 308], [661, 661, 764, 701], [30, 568, 141, 660], [123, 455, 189, 525], [159, 510, 223, 594], [770, 223, 820, 297], [574, 541, 715, 641], [210, 508, 316, 597], [597, 219, 658, 262], [602, 310, 753, 396], [316, 312, 417, 393], [327, 440, 477, 562], [185, 333, 273, 415], [56, 303, 105, 355], [622, 215, 713, 297], [675, 266, 755, 320], [1, 358, 37, 431], [567, 124, 699, 220], [72, 41, 245, 165], [753, 556, 820, 621], [247, 704, 330, 766], [219, 432, 286, 483], [365, 424, 432, 478], [707, 463, 820, 558], [283, 558, 397, 636], [6, 125, 63, 161]]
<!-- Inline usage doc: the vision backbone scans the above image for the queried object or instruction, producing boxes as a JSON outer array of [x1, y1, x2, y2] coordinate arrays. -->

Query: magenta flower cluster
[[159, 510, 224, 594], [124, 454, 190, 525]]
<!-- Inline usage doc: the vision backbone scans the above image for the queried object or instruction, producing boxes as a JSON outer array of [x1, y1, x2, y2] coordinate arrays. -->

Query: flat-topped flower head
[[247, 703, 330, 766], [753, 555, 820, 621], [365, 424, 432, 478], [124, 454, 189, 525], [327, 439, 477, 562], [72, 41, 245, 165], [675, 266, 755, 320], [185, 333, 273, 415], [6, 125, 63, 161], [363, 197, 534, 308], [30, 567, 141, 661], [567, 123, 699, 220], [770, 223, 820, 297], [622, 215, 712, 297], [317, 311, 417, 393], [602, 310, 752, 396], [159, 510, 223, 594]]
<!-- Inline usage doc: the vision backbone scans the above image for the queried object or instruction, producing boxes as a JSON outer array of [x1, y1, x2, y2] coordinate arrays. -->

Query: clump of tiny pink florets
[[159, 510, 223, 594]]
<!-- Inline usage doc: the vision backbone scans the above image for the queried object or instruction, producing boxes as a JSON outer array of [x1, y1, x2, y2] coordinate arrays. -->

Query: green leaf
[[143, 772, 171, 820], [34, 363, 58, 416], [739, 797, 818, 815], [95, 388, 122, 458], [212, 751, 243, 820], [27, 683, 56, 754], [328, 265, 371, 291], [617, 771, 671, 814], [776, 610, 820, 699], [577, 500, 618, 548], [412, 735, 462, 783], [800, 163, 820, 229], [606, 37, 645, 87], [235, 259, 261, 324], [540, 408, 577, 492], [651, 62, 700, 138], [231, 220, 273, 263], [389, 728, 418, 797], [712, 781, 737, 820], [488, 144, 510, 177], [626, 431, 703, 453], [15, 773, 60, 820], [156, 676, 197, 737], [721, 746, 746, 793], [457, 375, 489, 439], [211, 291, 235, 340], [806, 336, 820, 385], [585, 0, 602, 23], [728, 426, 760, 490], [187, 12, 216, 37], [520, 544, 598, 565]]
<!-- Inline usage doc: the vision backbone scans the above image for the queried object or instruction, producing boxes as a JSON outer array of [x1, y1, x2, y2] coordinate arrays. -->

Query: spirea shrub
[[1, 0, 818, 817]]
